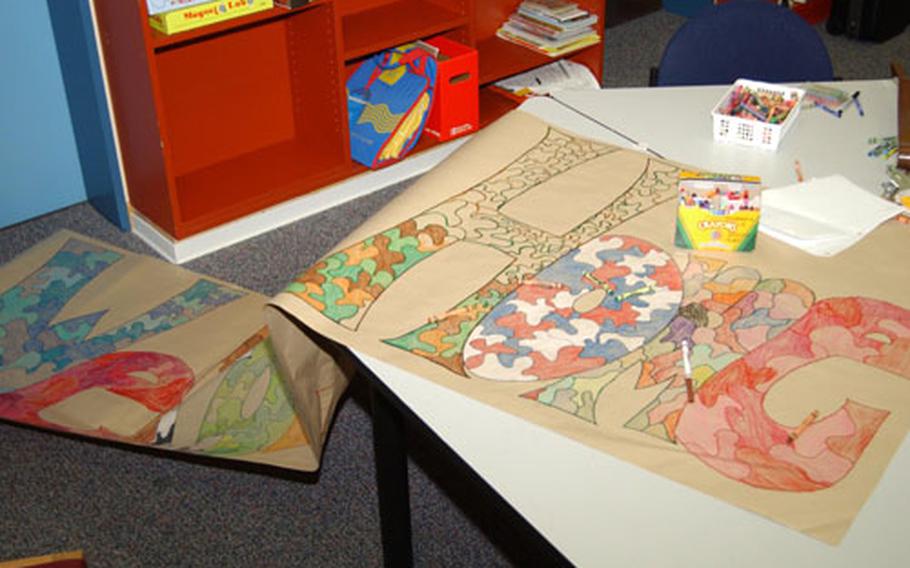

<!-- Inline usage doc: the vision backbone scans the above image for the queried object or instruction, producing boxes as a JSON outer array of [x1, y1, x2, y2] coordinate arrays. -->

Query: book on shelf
[[504, 13, 596, 43], [495, 29, 600, 57], [496, 0, 600, 58], [520, 0, 588, 19], [273, 0, 311, 8], [148, 0, 274, 35], [146, 0, 213, 16], [517, 2, 599, 28]]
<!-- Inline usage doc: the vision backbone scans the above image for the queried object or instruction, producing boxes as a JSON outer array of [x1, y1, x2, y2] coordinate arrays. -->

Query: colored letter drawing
[[0, 233, 334, 471], [269, 112, 910, 541]]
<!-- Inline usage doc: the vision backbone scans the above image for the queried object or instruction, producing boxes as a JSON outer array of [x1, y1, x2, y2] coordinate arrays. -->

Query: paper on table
[[759, 174, 905, 256], [494, 59, 600, 96]]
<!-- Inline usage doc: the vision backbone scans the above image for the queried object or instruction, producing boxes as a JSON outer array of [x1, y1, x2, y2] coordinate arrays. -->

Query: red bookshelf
[[93, 0, 605, 240]]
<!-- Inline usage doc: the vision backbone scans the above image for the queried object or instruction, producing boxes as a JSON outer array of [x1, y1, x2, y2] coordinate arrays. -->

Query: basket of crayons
[[711, 79, 805, 151]]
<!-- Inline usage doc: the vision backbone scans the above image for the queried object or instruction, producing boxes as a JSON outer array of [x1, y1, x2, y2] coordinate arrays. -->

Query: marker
[[814, 103, 841, 118], [835, 96, 855, 114], [681, 339, 694, 403], [851, 91, 865, 117], [787, 410, 819, 444]]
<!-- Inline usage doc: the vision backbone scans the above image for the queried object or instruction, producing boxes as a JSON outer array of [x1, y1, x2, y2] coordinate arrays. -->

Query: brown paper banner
[[267, 110, 910, 543], [0, 230, 347, 472]]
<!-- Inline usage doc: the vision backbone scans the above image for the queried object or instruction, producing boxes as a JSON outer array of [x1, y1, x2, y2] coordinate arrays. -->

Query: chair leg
[[649, 66, 659, 87]]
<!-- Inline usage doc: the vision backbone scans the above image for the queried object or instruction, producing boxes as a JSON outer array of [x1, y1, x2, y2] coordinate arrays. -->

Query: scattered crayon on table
[[802, 84, 850, 110], [867, 136, 897, 159]]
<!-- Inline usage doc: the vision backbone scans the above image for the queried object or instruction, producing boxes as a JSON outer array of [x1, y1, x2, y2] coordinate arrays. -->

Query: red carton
[[423, 37, 479, 142]]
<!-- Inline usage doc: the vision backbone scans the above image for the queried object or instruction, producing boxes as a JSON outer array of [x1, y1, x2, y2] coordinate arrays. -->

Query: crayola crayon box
[[674, 171, 761, 252], [148, 0, 273, 35]]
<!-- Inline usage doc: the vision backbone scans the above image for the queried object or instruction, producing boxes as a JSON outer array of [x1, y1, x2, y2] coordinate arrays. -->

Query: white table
[[547, 80, 898, 194], [356, 80, 908, 567]]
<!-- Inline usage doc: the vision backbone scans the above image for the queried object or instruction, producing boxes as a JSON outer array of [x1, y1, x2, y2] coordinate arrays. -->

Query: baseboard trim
[[130, 138, 469, 264]]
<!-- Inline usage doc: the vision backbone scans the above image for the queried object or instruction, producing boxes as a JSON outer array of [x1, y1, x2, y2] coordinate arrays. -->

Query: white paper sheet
[[759, 175, 904, 256], [494, 60, 600, 96]]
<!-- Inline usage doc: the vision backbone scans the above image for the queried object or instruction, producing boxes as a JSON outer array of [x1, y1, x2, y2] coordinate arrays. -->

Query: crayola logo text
[[697, 220, 738, 232]]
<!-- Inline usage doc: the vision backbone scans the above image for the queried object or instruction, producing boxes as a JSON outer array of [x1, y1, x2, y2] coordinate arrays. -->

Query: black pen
[[852, 91, 865, 117]]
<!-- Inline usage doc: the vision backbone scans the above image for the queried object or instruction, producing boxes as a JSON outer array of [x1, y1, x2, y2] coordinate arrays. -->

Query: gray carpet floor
[[2, 8, 909, 568]]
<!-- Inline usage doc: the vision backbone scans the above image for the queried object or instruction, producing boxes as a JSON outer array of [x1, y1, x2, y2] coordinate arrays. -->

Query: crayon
[[787, 410, 819, 444], [681, 339, 694, 404], [428, 305, 482, 323], [523, 278, 567, 290]]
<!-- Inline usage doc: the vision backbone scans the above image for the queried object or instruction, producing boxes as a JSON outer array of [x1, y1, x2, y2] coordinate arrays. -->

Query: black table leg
[[352, 353, 571, 568], [369, 376, 413, 568]]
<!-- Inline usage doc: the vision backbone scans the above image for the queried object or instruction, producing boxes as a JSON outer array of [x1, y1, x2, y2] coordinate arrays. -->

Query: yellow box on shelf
[[674, 170, 761, 252], [148, 0, 273, 35]]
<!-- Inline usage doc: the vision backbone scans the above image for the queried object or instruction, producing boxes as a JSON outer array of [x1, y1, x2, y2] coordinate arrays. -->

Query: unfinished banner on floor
[[0, 230, 347, 472], [267, 109, 910, 544]]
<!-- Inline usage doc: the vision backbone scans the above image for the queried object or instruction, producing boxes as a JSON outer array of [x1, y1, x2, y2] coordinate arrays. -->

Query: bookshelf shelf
[[148, 0, 331, 51], [478, 36, 554, 84], [174, 138, 351, 234], [93, 0, 604, 241], [341, 1, 469, 61]]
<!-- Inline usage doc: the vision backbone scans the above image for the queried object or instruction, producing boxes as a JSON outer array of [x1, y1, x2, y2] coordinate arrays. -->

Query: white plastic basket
[[711, 79, 805, 151]]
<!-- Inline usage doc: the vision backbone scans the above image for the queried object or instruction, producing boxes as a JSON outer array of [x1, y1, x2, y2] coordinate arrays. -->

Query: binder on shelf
[[148, 0, 274, 35]]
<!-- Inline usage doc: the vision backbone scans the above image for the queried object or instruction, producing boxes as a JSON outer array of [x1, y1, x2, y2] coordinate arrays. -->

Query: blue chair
[[650, 0, 834, 87]]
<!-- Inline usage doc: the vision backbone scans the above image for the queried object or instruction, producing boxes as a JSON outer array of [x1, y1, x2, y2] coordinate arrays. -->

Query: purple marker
[[815, 103, 842, 118]]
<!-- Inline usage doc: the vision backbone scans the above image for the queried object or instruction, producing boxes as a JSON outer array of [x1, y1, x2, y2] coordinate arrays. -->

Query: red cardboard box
[[790, 0, 831, 25], [423, 37, 479, 142]]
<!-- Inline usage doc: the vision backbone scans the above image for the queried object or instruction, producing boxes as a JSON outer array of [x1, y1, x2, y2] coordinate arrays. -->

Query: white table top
[[548, 80, 898, 194], [354, 80, 908, 567]]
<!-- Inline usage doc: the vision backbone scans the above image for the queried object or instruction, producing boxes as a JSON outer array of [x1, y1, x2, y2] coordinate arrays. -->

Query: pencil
[[218, 326, 269, 372]]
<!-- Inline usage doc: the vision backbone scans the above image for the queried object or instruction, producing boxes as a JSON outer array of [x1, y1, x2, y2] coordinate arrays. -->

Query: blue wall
[[1, 1, 87, 228]]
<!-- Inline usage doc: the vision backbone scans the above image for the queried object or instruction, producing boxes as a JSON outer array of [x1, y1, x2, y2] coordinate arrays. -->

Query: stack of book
[[496, 1, 600, 57], [147, 0, 274, 36]]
